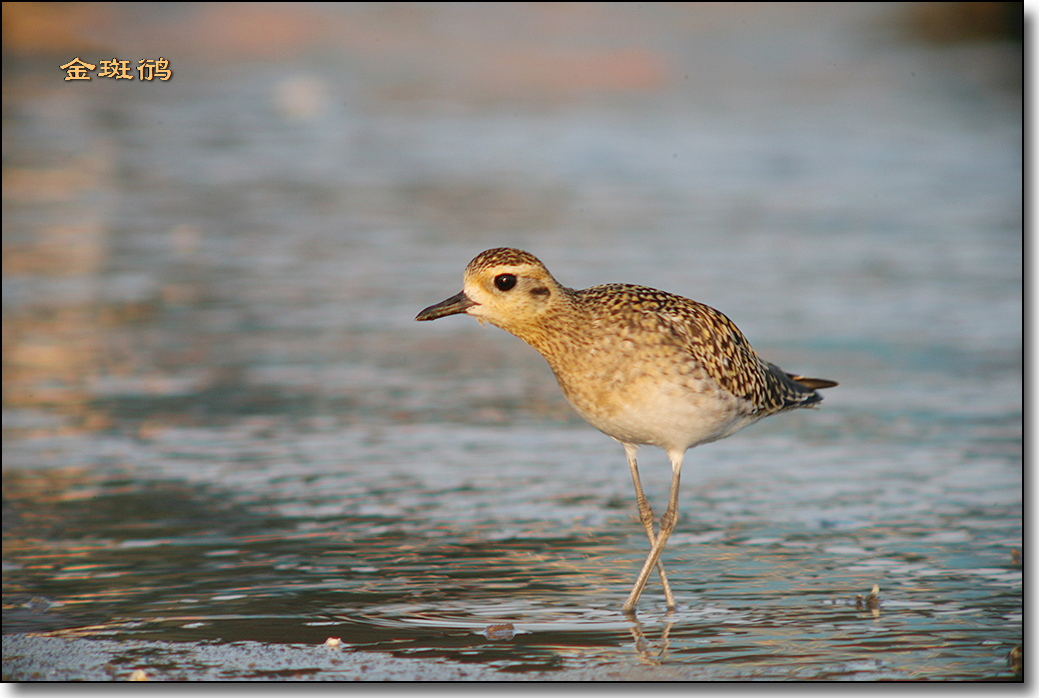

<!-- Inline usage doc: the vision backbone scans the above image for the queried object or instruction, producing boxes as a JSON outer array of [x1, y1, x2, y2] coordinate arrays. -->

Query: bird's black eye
[[494, 274, 517, 291]]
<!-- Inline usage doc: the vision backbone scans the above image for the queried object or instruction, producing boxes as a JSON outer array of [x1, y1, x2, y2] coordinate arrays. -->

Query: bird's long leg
[[623, 443, 675, 610], [623, 450, 683, 615]]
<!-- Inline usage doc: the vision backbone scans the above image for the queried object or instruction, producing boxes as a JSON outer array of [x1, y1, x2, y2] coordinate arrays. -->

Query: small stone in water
[[482, 623, 516, 641]]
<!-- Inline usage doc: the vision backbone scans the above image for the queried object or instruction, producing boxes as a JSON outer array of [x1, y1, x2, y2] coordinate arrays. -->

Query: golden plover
[[416, 247, 836, 613]]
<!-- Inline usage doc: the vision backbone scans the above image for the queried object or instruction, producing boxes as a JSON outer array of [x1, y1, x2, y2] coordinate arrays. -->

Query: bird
[[415, 247, 836, 614]]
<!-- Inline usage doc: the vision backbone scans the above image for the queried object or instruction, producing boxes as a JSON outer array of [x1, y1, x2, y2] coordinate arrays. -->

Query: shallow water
[[3, 3, 1021, 681]]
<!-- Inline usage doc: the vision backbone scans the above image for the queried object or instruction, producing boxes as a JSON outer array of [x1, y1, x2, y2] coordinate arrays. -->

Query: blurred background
[[2, 2, 1022, 681]]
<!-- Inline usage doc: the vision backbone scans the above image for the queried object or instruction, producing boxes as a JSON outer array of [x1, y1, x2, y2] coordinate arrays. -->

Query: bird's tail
[[760, 363, 837, 411]]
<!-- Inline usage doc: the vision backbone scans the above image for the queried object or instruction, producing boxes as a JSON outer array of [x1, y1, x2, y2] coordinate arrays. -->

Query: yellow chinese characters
[[59, 58, 173, 82]]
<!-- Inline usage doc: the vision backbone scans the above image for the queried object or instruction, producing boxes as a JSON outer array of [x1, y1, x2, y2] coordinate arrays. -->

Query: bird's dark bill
[[415, 291, 476, 321]]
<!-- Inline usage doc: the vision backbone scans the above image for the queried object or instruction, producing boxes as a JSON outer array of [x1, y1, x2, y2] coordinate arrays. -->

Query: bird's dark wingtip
[[791, 376, 838, 390]]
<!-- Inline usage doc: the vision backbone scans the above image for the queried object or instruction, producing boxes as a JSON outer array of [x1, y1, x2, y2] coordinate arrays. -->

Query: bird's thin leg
[[623, 451, 683, 615], [622, 443, 675, 610]]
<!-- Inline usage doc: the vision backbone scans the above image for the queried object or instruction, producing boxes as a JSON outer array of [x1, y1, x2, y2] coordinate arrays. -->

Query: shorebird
[[416, 248, 836, 613]]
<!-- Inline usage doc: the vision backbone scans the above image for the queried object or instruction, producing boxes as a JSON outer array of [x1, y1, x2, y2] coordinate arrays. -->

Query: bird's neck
[[499, 289, 592, 366]]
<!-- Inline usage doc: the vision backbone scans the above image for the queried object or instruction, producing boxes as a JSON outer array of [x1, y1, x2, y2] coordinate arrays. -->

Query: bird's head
[[415, 248, 565, 333]]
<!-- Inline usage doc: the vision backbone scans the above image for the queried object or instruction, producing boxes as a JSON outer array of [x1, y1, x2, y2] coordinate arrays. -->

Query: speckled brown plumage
[[573, 282, 828, 415], [416, 247, 836, 613]]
